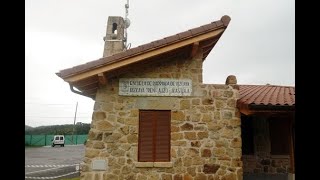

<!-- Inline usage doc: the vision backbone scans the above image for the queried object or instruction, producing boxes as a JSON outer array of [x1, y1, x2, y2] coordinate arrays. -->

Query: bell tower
[[102, 16, 126, 57]]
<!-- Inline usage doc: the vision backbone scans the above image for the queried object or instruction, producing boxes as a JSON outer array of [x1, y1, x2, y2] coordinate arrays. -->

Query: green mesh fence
[[64, 135, 88, 145], [46, 135, 55, 146], [25, 135, 87, 146], [25, 135, 31, 146]]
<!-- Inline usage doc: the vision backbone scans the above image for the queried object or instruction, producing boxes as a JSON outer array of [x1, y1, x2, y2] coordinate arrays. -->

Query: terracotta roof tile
[[110, 52, 125, 61], [138, 43, 153, 52], [105, 53, 126, 65], [151, 39, 167, 47], [215, 21, 223, 27], [238, 85, 295, 107], [177, 30, 193, 40], [200, 24, 211, 31], [190, 26, 205, 36], [128, 46, 143, 55], [122, 47, 137, 57], [57, 15, 231, 79], [210, 22, 219, 29], [221, 15, 231, 26], [90, 58, 105, 67], [164, 34, 180, 44]]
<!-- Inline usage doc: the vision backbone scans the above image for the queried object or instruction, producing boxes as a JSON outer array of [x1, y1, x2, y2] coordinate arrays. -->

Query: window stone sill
[[153, 162, 173, 167], [134, 162, 173, 168], [134, 162, 154, 167]]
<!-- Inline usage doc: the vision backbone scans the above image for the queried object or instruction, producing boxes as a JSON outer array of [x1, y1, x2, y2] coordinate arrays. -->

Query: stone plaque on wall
[[119, 78, 192, 96]]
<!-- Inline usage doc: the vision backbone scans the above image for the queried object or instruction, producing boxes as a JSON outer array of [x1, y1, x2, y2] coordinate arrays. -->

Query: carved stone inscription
[[119, 78, 192, 96]]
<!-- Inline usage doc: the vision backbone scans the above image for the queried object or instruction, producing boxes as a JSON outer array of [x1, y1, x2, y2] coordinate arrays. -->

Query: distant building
[[57, 15, 294, 180]]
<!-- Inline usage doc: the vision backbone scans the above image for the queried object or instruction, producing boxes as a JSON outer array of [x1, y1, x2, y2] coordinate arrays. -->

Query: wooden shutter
[[138, 110, 170, 162], [138, 111, 155, 162], [155, 111, 170, 162]]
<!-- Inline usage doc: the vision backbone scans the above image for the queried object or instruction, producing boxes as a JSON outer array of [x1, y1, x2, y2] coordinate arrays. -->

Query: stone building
[[56, 15, 295, 180], [238, 85, 295, 180]]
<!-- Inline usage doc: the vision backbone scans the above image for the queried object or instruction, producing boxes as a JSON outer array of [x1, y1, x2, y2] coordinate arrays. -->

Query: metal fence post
[[30, 135, 32, 145]]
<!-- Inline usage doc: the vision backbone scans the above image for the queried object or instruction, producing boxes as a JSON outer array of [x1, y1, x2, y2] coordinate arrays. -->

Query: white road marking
[[25, 166, 73, 175], [25, 164, 77, 168], [25, 171, 79, 179]]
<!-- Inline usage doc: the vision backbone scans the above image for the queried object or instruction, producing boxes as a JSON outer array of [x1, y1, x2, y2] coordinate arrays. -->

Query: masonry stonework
[[80, 50, 242, 180], [242, 117, 290, 176], [103, 16, 126, 57]]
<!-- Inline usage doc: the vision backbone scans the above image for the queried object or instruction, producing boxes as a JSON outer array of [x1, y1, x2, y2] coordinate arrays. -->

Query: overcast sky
[[25, 0, 294, 127]]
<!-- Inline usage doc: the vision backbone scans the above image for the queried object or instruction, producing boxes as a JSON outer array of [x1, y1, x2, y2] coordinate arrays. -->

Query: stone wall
[[242, 116, 290, 175], [81, 51, 242, 180]]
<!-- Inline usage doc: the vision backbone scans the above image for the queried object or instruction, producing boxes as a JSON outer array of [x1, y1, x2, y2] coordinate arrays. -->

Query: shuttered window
[[138, 110, 171, 162]]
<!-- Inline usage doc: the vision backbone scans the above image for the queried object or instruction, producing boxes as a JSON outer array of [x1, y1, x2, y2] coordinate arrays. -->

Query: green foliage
[[25, 123, 91, 135], [25, 125, 33, 131]]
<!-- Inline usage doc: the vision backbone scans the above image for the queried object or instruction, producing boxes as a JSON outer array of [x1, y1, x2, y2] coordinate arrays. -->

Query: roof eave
[[62, 27, 226, 83], [238, 103, 295, 115]]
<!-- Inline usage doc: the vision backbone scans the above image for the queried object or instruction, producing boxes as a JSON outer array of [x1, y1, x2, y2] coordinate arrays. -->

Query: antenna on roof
[[124, 0, 131, 50]]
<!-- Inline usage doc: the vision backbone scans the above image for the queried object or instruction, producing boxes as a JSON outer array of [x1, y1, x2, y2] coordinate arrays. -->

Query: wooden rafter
[[190, 42, 199, 58], [81, 87, 99, 95], [76, 82, 99, 92], [70, 76, 98, 88], [201, 37, 219, 49], [98, 73, 107, 86]]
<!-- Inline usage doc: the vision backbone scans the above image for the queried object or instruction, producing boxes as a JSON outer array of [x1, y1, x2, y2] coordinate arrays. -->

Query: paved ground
[[25, 145, 85, 180], [244, 174, 288, 180]]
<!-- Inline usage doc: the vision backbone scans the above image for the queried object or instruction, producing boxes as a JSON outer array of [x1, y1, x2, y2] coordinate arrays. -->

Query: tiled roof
[[56, 15, 231, 80], [238, 85, 295, 110]]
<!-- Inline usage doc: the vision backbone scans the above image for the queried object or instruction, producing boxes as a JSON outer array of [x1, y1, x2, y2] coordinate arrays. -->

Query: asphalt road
[[25, 145, 85, 180]]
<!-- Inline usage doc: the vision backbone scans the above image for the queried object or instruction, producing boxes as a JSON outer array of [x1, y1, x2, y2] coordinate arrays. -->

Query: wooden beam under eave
[[237, 103, 253, 115], [201, 37, 219, 49], [239, 108, 295, 116], [76, 82, 99, 92], [64, 28, 225, 82], [98, 73, 107, 86], [82, 87, 98, 96], [70, 76, 98, 88], [239, 108, 252, 116], [190, 42, 199, 58]]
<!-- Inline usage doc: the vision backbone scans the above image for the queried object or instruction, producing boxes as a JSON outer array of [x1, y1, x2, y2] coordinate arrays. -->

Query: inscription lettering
[[119, 78, 192, 96]]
